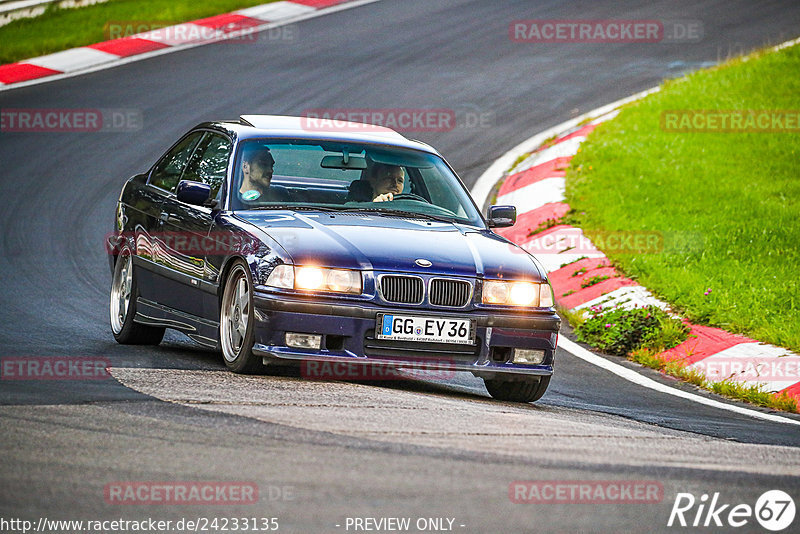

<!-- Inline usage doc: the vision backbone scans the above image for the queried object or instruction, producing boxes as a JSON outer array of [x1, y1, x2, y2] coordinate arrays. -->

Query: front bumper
[[252, 291, 560, 379]]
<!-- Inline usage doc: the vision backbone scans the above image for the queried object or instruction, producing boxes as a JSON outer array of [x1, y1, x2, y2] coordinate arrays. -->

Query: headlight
[[265, 264, 294, 289], [482, 280, 554, 307], [296, 266, 324, 290], [265, 265, 361, 294], [538, 282, 554, 307]]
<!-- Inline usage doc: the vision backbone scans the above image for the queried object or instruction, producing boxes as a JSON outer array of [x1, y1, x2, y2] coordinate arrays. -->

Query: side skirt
[[135, 298, 219, 348]]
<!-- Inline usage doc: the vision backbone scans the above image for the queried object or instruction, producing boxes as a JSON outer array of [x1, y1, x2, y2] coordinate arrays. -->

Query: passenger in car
[[346, 162, 405, 202], [239, 148, 290, 202]]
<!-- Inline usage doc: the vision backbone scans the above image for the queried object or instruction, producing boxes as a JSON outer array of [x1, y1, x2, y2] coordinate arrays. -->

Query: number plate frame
[[375, 313, 476, 345]]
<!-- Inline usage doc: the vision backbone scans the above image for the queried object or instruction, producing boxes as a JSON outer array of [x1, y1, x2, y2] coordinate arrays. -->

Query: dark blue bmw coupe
[[108, 115, 560, 402]]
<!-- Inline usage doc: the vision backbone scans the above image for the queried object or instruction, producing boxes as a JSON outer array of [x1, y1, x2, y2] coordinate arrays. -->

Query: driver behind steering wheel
[[346, 162, 405, 202]]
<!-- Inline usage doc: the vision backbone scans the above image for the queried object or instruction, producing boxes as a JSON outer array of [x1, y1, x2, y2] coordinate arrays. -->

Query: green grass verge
[[575, 305, 688, 357], [0, 0, 279, 65], [566, 43, 800, 352]]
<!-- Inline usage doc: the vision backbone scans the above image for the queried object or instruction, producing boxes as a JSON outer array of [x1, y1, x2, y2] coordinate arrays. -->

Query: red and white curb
[[472, 78, 800, 405], [0, 0, 377, 91]]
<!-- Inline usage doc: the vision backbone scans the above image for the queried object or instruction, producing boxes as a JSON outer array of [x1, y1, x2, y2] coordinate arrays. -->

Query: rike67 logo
[[668, 490, 795, 531]]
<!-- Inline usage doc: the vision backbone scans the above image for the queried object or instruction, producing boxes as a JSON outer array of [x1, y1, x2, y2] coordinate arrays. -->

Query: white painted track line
[[559, 337, 800, 426]]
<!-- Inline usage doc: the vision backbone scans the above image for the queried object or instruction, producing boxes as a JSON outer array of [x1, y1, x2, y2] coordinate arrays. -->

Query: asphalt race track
[[2, 1, 800, 532]]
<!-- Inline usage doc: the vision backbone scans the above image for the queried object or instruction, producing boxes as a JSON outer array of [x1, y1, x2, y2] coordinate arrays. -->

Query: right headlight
[[482, 280, 554, 307], [265, 264, 362, 294]]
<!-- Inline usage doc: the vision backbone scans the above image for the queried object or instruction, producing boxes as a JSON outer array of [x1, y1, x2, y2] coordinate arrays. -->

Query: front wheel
[[483, 376, 550, 403], [220, 260, 262, 374], [110, 249, 165, 345]]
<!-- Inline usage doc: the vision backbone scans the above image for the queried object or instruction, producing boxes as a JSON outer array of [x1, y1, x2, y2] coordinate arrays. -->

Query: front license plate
[[375, 314, 475, 345]]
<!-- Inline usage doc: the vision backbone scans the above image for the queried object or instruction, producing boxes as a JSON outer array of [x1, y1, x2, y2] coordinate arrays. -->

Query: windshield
[[229, 139, 483, 226]]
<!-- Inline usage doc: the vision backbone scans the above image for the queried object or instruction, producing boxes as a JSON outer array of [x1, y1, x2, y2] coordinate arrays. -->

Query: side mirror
[[487, 205, 516, 228], [176, 180, 212, 206]]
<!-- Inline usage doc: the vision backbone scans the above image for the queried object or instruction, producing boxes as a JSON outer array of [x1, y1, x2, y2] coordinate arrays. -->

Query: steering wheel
[[390, 193, 430, 203]]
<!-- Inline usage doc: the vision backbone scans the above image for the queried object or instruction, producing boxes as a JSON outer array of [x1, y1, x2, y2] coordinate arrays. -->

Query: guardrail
[[0, 0, 107, 27]]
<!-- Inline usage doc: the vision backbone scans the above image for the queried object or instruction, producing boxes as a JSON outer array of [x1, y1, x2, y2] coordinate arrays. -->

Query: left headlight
[[482, 280, 554, 307], [265, 265, 362, 294]]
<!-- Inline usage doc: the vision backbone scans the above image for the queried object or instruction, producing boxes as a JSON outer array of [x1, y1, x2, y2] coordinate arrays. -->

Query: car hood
[[236, 211, 546, 281]]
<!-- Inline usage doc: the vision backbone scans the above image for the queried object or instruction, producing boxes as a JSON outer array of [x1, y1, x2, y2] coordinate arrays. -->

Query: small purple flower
[[604, 323, 613, 328], [704, 288, 712, 296]]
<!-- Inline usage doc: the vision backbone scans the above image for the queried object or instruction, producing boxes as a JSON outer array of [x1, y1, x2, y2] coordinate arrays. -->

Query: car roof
[[207, 115, 440, 155]]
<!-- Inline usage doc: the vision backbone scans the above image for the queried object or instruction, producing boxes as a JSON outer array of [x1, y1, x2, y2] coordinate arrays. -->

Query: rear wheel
[[483, 375, 550, 403], [110, 249, 165, 345], [220, 260, 262, 374]]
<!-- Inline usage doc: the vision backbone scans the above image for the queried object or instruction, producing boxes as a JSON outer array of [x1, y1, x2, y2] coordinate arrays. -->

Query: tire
[[483, 375, 551, 403], [110, 248, 165, 345], [219, 260, 262, 374]]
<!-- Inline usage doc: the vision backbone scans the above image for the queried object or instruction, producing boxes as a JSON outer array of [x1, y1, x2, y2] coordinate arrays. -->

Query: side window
[[182, 133, 232, 198], [149, 132, 203, 193]]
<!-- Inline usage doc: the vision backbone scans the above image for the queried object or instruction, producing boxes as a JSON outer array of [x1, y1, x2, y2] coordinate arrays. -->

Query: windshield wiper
[[245, 205, 457, 224], [363, 208, 457, 224], [247, 205, 341, 212]]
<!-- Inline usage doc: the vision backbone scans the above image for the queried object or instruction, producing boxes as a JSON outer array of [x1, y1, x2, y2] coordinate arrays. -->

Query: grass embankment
[[0, 0, 278, 65], [566, 44, 800, 353], [562, 43, 800, 413]]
